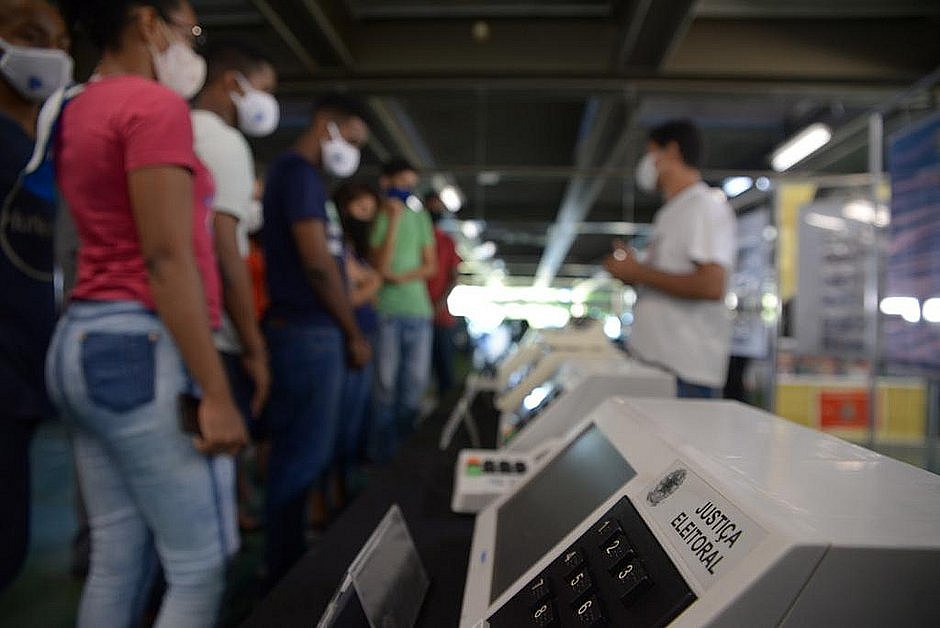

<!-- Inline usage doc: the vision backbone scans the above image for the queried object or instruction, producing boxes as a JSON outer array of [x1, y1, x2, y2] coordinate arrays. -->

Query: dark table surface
[[243, 389, 499, 627]]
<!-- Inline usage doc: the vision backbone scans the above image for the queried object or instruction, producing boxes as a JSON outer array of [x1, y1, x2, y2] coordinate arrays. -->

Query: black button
[[599, 532, 634, 567], [592, 518, 622, 541], [566, 567, 593, 598], [611, 559, 650, 604], [515, 461, 528, 473], [483, 460, 496, 473], [527, 575, 552, 604], [572, 595, 605, 625], [562, 548, 584, 571], [499, 461, 512, 473], [530, 600, 557, 626]]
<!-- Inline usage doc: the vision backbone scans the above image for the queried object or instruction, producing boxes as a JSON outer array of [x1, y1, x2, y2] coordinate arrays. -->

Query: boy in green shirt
[[369, 159, 437, 462]]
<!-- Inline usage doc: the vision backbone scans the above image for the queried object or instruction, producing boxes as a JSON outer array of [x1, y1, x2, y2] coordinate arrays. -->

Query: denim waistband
[[65, 300, 156, 321]]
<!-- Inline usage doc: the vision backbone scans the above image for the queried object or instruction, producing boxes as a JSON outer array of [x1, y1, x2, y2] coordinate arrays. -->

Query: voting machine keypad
[[488, 496, 695, 627]]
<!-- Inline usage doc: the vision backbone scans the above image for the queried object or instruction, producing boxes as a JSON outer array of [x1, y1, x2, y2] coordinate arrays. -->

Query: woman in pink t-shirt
[[47, 1, 246, 626]]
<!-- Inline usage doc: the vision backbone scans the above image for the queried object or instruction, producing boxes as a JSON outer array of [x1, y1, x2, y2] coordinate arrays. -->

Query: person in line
[[191, 41, 278, 531], [369, 159, 437, 463], [50, 2, 247, 626], [261, 94, 371, 583], [425, 192, 463, 397], [604, 119, 736, 399], [0, 0, 71, 592], [333, 182, 382, 502]]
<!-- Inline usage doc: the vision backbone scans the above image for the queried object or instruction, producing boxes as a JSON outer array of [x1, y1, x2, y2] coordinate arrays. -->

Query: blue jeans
[[45, 301, 233, 628], [370, 315, 432, 464], [432, 324, 457, 394], [677, 378, 722, 399], [335, 333, 375, 474], [263, 321, 345, 582]]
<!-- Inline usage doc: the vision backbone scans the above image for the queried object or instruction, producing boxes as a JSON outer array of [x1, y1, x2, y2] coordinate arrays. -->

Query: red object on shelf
[[819, 390, 870, 429]]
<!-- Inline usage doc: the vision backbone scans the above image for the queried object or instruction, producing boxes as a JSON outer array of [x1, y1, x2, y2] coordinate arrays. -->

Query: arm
[[129, 167, 246, 454], [292, 219, 371, 367], [213, 213, 270, 417], [392, 242, 438, 283], [370, 199, 404, 280], [346, 253, 382, 308], [604, 245, 726, 301]]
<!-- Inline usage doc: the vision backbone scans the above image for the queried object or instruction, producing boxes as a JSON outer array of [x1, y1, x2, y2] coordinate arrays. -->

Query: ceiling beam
[[350, 2, 612, 19], [698, 0, 940, 19], [249, 0, 320, 74], [534, 97, 637, 287], [298, 0, 357, 69], [277, 75, 905, 101], [612, 0, 698, 70], [366, 97, 435, 169]]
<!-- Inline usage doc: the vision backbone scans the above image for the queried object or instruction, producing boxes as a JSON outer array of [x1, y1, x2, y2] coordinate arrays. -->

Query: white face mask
[[635, 151, 660, 193], [150, 28, 206, 100], [321, 122, 361, 178], [231, 73, 280, 137], [0, 37, 73, 103]]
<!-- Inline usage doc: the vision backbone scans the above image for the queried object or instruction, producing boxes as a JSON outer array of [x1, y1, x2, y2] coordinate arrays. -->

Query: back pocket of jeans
[[81, 332, 156, 413]]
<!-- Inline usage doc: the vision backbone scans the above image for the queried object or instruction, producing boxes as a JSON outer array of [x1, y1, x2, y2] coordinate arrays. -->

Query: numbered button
[[562, 548, 584, 571], [592, 518, 622, 541], [566, 567, 593, 598], [515, 461, 528, 473], [599, 532, 634, 567], [527, 575, 552, 604], [611, 559, 650, 604], [572, 595, 605, 626], [483, 460, 496, 473], [499, 461, 512, 473], [530, 600, 557, 626]]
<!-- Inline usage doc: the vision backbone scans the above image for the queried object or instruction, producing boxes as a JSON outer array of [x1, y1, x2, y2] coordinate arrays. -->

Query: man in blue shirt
[[0, 0, 71, 591], [262, 93, 371, 583]]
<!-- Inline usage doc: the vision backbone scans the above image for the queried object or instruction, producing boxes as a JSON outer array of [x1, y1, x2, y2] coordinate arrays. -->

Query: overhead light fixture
[[755, 176, 772, 191], [461, 220, 483, 240], [722, 176, 753, 198], [771, 123, 832, 172], [439, 185, 462, 212], [477, 171, 501, 187]]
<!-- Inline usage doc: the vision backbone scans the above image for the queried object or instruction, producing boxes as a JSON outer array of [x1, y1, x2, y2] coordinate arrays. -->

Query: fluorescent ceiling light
[[880, 297, 921, 324], [461, 220, 483, 240], [771, 123, 832, 172], [722, 176, 753, 198], [922, 298, 940, 323], [439, 185, 462, 212]]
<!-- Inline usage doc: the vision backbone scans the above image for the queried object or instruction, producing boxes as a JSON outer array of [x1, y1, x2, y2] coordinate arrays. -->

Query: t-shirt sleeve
[[370, 211, 389, 248], [280, 160, 328, 225], [194, 122, 253, 222], [687, 196, 736, 270], [123, 88, 198, 173]]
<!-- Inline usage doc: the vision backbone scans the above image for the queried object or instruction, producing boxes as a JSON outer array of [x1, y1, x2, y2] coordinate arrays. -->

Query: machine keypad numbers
[[488, 496, 696, 627]]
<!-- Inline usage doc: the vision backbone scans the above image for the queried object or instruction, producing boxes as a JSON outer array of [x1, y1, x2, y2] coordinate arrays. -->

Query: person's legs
[[47, 302, 229, 628], [264, 323, 344, 583], [676, 378, 722, 399], [370, 316, 402, 465], [396, 317, 433, 439], [432, 324, 457, 395], [0, 414, 38, 592]]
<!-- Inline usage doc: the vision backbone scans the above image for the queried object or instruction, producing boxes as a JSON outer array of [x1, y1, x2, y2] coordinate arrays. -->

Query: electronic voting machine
[[460, 398, 940, 627]]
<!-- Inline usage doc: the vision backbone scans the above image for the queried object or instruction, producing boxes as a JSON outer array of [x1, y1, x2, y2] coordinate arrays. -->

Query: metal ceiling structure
[[167, 1, 940, 285]]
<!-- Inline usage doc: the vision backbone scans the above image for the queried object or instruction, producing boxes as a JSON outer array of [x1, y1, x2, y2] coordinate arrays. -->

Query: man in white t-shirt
[[192, 43, 279, 434], [605, 120, 736, 398]]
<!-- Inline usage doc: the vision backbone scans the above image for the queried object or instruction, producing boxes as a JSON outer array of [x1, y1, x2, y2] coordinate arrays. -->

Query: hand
[[193, 391, 248, 455], [603, 239, 644, 285], [384, 199, 405, 221], [346, 332, 372, 369], [242, 345, 270, 419]]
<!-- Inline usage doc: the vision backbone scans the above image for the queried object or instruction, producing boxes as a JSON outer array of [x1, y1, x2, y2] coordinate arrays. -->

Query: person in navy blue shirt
[[261, 93, 372, 583], [0, 0, 71, 591]]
